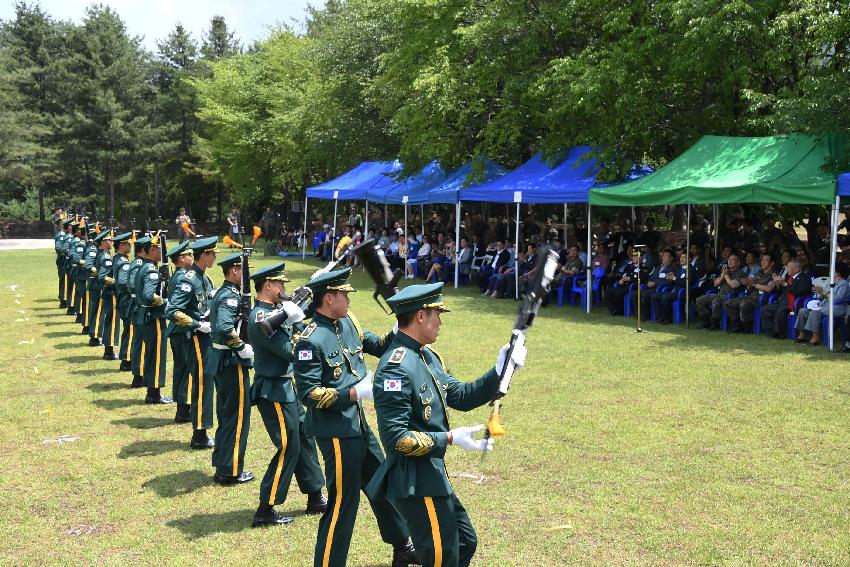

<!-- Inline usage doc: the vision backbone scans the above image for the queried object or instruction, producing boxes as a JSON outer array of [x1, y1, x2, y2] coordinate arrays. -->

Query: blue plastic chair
[[623, 283, 640, 317], [649, 284, 673, 322], [571, 267, 605, 309], [822, 300, 850, 348], [786, 294, 813, 339]]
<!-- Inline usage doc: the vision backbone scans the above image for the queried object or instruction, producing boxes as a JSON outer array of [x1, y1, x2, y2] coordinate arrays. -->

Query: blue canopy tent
[[302, 161, 400, 257]]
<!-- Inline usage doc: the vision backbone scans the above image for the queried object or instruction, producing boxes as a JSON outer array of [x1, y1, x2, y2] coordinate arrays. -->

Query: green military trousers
[[130, 318, 144, 376], [57, 259, 65, 302], [169, 335, 190, 405], [65, 271, 75, 309], [119, 319, 133, 362], [211, 363, 251, 477], [394, 493, 478, 567], [74, 278, 85, 321], [97, 293, 120, 346], [255, 397, 324, 506], [140, 317, 167, 389], [188, 334, 213, 430], [313, 428, 409, 567], [87, 286, 101, 338]]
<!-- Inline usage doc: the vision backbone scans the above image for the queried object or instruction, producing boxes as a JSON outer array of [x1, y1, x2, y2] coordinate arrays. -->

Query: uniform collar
[[222, 280, 239, 291], [255, 299, 275, 309], [313, 311, 337, 326], [396, 330, 425, 352]]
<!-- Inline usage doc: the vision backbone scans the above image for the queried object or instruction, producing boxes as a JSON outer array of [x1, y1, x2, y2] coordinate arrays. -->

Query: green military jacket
[[82, 240, 98, 283], [248, 300, 305, 404], [165, 264, 213, 338], [114, 254, 132, 318], [367, 331, 500, 499], [63, 235, 77, 272], [133, 258, 166, 324], [126, 257, 145, 320], [69, 237, 86, 279], [294, 311, 393, 439], [96, 249, 115, 296], [204, 280, 251, 377], [164, 266, 185, 337], [55, 231, 67, 263]]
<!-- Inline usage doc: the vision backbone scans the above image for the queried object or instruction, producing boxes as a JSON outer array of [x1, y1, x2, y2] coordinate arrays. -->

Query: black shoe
[[392, 538, 421, 567], [66, 307, 76, 315], [88, 337, 102, 347], [145, 394, 174, 404], [191, 430, 215, 449], [306, 492, 328, 514], [119, 360, 132, 372], [59, 300, 67, 308], [174, 403, 192, 424], [214, 471, 255, 485], [102, 347, 118, 360], [252, 505, 293, 527], [81, 326, 89, 335], [75, 314, 83, 324], [131, 375, 144, 388]]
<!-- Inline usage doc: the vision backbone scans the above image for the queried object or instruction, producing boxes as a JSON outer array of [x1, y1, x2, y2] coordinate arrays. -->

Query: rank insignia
[[255, 310, 265, 322], [423, 405, 432, 421], [388, 347, 406, 364], [300, 322, 316, 339]]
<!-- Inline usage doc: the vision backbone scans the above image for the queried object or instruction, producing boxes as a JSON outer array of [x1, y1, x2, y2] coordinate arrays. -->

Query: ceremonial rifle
[[157, 231, 170, 297], [257, 244, 354, 338], [238, 228, 254, 343], [484, 246, 559, 439], [352, 238, 402, 314]]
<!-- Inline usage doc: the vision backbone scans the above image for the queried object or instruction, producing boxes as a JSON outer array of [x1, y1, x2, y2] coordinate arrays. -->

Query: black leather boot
[[119, 360, 132, 371], [174, 403, 192, 424], [306, 491, 328, 514], [88, 337, 102, 347], [213, 471, 255, 485], [59, 300, 67, 308], [392, 538, 421, 567], [131, 375, 144, 388], [191, 429, 215, 449], [144, 387, 173, 404], [81, 326, 89, 335], [252, 503, 293, 527], [102, 346, 118, 360]]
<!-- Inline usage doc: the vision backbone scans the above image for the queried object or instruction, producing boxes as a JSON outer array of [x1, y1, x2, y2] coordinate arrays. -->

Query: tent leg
[[385, 202, 388, 229], [713, 203, 720, 259], [631, 206, 636, 233], [301, 196, 308, 259], [564, 203, 568, 247], [365, 199, 369, 239], [454, 202, 461, 289], [829, 196, 839, 351], [686, 204, 691, 327], [332, 198, 338, 254], [421, 204, 425, 236], [586, 203, 592, 315], [515, 203, 520, 300]]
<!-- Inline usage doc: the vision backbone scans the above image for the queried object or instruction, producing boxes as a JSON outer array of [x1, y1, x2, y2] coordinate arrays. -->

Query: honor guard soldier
[[368, 283, 527, 567], [55, 214, 70, 308], [127, 236, 148, 387], [163, 240, 194, 423], [65, 219, 81, 315], [94, 229, 119, 358], [60, 217, 75, 312], [247, 262, 327, 527], [133, 233, 173, 404], [69, 220, 87, 323], [167, 237, 217, 440], [207, 253, 254, 484], [110, 232, 134, 365], [293, 268, 418, 567], [83, 222, 101, 340]]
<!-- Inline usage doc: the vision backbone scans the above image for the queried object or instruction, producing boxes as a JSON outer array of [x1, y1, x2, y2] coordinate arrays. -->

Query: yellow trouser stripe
[[424, 497, 443, 567], [154, 320, 162, 388], [268, 402, 288, 505], [323, 438, 343, 567], [94, 295, 103, 336], [109, 296, 116, 344], [233, 365, 246, 476], [83, 289, 88, 325], [128, 322, 134, 350], [193, 336, 203, 429]]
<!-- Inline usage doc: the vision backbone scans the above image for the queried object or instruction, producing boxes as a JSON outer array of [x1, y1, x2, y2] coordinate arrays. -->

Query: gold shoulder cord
[[347, 312, 365, 342]]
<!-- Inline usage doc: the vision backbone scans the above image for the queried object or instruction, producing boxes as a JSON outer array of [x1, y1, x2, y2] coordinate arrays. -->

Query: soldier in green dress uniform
[[247, 261, 327, 527], [167, 237, 217, 440], [293, 268, 418, 567], [93, 230, 119, 358], [110, 232, 133, 366], [163, 240, 194, 422], [133, 233, 173, 404], [70, 221, 88, 324], [55, 215, 70, 308], [368, 283, 527, 567], [83, 222, 101, 341], [207, 252, 254, 484], [127, 237, 148, 387], [62, 218, 78, 314]]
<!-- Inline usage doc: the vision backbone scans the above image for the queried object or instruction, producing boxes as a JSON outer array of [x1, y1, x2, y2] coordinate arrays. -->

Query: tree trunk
[[154, 161, 161, 220], [109, 165, 115, 224], [216, 184, 222, 222], [671, 205, 687, 232], [38, 187, 45, 222]]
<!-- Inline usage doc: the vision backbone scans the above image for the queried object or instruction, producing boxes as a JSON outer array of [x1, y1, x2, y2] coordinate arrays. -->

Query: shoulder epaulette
[[185, 270, 195, 279], [388, 347, 406, 364], [300, 322, 317, 340], [348, 311, 365, 341]]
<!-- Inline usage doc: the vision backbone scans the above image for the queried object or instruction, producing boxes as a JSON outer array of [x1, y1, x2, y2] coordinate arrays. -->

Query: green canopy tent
[[589, 134, 847, 337]]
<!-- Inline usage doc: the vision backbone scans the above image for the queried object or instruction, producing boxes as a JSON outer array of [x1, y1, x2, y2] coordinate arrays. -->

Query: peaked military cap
[[135, 235, 152, 246], [94, 229, 115, 243], [217, 252, 244, 270], [166, 240, 190, 259], [386, 282, 450, 315], [307, 267, 356, 293], [62, 217, 73, 226], [189, 235, 219, 254], [251, 261, 289, 284], [113, 231, 132, 244]]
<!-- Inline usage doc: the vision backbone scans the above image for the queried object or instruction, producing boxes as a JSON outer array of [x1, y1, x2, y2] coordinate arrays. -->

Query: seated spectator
[[631, 249, 675, 319], [478, 240, 510, 294], [603, 243, 635, 291], [742, 251, 760, 277], [404, 236, 419, 279], [795, 262, 850, 346], [607, 250, 646, 316], [639, 244, 660, 271], [695, 253, 746, 330], [724, 253, 776, 333], [590, 242, 609, 272], [508, 243, 538, 298], [457, 237, 472, 277], [427, 235, 455, 282], [654, 251, 692, 324], [487, 243, 516, 298], [760, 259, 813, 339], [377, 228, 391, 250], [415, 235, 432, 277], [554, 245, 585, 293]]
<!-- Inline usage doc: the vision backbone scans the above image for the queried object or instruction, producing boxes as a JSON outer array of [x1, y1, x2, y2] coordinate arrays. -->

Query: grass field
[[1, 247, 849, 566]]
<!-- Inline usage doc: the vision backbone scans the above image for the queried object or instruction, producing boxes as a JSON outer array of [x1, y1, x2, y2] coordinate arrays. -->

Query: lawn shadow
[[77, 368, 123, 377], [33, 298, 56, 304], [118, 439, 188, 459], [167, 509, 255, 539], [58, 354, 101, 364], [54, 341, 84, 350], [31, 306, 60, 311], [142, 470, 211, 498], [86, 381, 129, 393], [92, 398, 140, 410], [44, 330, 72, 338], [112, 416, 173, 429]]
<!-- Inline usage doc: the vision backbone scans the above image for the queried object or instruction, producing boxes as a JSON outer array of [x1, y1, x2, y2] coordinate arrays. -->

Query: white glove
[[197, 321, 211, 334], [353, 372, 374, 401], [237, 343, 254, 359], [495, 333, 527, 375], [392, 321, 399, 334], [450, 424, 494, 453], [281, 300, 305, 323]]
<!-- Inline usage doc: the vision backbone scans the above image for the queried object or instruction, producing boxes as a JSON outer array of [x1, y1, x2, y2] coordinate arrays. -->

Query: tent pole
[[421, 204, 425, 236], [713, 204, 720, 259], [332, 195, 338, 253], [829, 195, 839, 351], [365, 199, 369, 239], [586, 203, 592, 315], [454, 202, 461, 288], [404, 204, 408, 240], [515, 202, 520, 300], [301, 196, 308, 259], [686, 204, 691, 327], [631, 206, 636, 233], [385, 202, 388, 229], [564, 203, 568, 247]]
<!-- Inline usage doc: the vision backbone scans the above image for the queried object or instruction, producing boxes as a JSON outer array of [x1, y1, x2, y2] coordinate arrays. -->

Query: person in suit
[[655, 251, 692, 324], [760, 260, 812, 339], [477, 240, 510, 294], [795, 262, 850, 346]]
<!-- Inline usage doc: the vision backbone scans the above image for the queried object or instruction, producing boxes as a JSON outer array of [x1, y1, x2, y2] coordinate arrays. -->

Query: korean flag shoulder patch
[[298, 349, 313, 361], [383, 378, 402, 392], [388, 347, 406, 364]]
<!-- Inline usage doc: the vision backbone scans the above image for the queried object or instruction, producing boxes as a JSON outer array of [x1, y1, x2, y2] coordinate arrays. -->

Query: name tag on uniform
[[298, 350, 313, 361], [384, 379, 401, 392]]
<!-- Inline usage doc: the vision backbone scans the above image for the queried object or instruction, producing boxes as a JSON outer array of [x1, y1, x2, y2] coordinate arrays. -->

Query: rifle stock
[[353, 238, 401, 314]]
